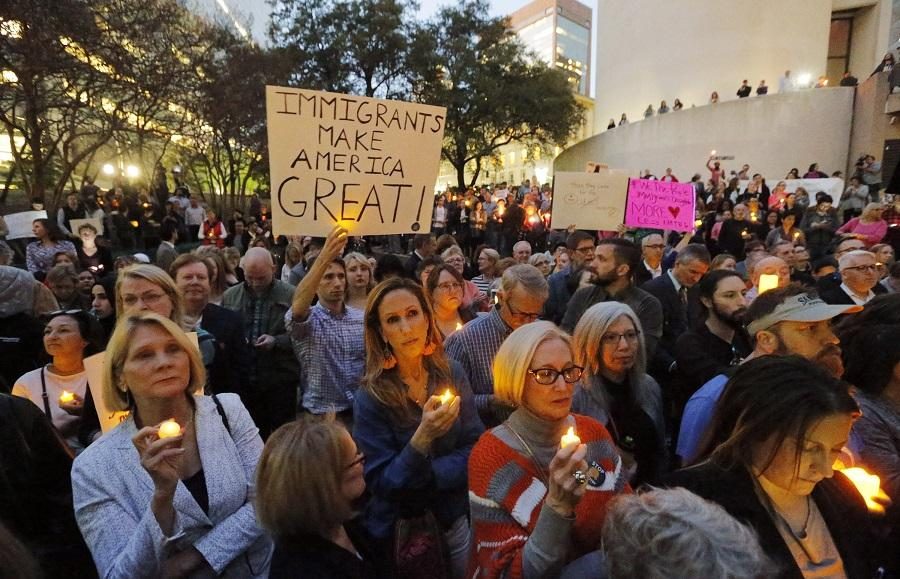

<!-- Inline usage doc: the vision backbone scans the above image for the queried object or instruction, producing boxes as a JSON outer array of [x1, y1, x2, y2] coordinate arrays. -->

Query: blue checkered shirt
[[286, 303, 366, 414], [443, 306, 512, 414]]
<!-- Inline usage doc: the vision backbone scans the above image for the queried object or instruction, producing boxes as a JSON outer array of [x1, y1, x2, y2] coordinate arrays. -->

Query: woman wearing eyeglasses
[[468, 322, 629, 579], [256, 416, 386, 579], [353, 277, 483, 579], [12, 309, 99, 453], [426, 264, 476, 340], [571, 302, 666, 486]]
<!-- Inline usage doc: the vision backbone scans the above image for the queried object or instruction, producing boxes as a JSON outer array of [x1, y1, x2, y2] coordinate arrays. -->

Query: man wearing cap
[[675, 284, 860, 464], [819, 250, 885, 306]]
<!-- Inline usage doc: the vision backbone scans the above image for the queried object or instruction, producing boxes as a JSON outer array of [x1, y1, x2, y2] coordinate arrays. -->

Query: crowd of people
[[0, 155, 899, 578]]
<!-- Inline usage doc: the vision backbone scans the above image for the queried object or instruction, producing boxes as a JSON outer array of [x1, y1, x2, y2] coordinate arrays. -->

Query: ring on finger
[[572, 470, 587, 485]]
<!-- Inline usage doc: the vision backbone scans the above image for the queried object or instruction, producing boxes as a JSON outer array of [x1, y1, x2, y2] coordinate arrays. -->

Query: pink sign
[[624, 179, 696, 232]]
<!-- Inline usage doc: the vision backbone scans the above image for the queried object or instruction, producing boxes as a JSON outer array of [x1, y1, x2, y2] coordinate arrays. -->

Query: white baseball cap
[[746, 294, 862, 335]]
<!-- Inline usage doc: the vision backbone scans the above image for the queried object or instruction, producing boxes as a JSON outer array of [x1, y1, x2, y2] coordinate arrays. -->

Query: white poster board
[[551, 171, 629, 231], [85, 332, 202, 433], [69, 217, 104, 236], [266, 86, 448, 237], [3, 210, 47, 239]]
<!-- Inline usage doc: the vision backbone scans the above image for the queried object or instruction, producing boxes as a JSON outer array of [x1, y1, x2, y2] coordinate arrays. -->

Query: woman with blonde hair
[[256, 416, 384, 578], [116, 263, 184, 326], [468, 322, 629, 579], [571, 302, 666, 485], [344, 251, 374, 311], [194, 246, 233, 302], [470, 247, 500, 295], [353, 277, 483, 578], [71, 312, 271, 578], [837, 202, 888, 247], [282, 243, 303, 283]]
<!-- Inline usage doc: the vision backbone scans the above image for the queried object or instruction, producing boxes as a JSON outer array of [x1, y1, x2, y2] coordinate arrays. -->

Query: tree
[[269, 0, 414, 98], [407, 0, 583, 190]]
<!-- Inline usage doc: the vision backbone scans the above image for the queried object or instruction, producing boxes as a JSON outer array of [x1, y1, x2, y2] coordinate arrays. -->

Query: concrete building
[[555, 0, 900, 189], [437, 0, 594, 191]]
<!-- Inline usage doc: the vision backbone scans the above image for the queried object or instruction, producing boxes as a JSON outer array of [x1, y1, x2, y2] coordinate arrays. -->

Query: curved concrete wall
[[594, 0, 831, 131], [555, 87, 855, 181]]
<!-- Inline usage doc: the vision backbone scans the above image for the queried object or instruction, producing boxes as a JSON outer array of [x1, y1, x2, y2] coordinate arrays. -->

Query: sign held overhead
[[266, 86, 447, 237]]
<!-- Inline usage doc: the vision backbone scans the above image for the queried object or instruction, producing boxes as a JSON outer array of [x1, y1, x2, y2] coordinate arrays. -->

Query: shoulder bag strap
[[39, 367, 53, 418], [211, 393, 232, 437]]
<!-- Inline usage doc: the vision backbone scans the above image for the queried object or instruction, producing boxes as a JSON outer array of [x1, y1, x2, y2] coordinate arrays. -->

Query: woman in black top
[[666, 356, 883, 578], [256, 416, 387, 579]]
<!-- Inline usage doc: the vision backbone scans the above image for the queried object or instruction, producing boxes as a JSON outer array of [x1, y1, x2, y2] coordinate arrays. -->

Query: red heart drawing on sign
[[668, 206, 680, 219]]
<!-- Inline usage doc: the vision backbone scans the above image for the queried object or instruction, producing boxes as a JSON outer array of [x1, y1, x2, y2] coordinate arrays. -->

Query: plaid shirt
[[286, 303, 365, 413], [443, 306, 512, 415]]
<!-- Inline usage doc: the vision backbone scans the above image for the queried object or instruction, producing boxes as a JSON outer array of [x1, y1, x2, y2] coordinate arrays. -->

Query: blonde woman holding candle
[[12, 309, 99, 453], [71, 313, 271, 578], [468, 322, 629, 579], [352, 277, 483, 578]]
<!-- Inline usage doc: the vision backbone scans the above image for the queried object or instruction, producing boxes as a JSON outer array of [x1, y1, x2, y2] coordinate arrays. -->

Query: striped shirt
[[444, 306, 510, 416]]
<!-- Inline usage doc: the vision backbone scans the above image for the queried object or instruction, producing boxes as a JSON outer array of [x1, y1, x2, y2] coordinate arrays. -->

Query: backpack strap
[[211, 393, 232, 437]]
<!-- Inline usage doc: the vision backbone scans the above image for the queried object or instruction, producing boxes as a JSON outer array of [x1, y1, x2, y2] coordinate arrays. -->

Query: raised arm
[[291, 225, 348, 320]]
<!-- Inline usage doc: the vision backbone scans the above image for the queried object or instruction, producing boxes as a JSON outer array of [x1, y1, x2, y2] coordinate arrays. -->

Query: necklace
[[755, 479, 823, 564], [504, 422, 549, 485]]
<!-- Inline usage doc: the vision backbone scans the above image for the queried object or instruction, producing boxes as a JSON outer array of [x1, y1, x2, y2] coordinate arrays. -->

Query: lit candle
[[59, 390, 75, 404], [157, 419, 182, 439], [439, 389, 454, 405], [750, 212, 759, 222], [694, 219, 703, 228], [840, 467, 889, 514], [129, 220, 140, 228], [758, 273, 779, 294], [528, 215, 540, 225], [560, 426, 581, 448], [455, 322, 463, 332], [793, 231, 800, 240]]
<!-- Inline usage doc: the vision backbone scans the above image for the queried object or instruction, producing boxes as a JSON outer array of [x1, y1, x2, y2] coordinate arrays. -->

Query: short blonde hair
[[862, 202, 885, 220], [573, 302, 647, 382], [441, 245, 465, 260], [115, 264, 183, 326], [343, 251, 374, 290], [493, 321, 571, 406], [255, 416, 354, 538], [104, 313, 205, 412]]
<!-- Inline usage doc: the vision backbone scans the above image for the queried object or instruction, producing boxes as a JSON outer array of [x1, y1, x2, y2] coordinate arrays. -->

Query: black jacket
[[817, 281, 887, 306], [641, 273, 688, 372], [270, 520, 387, 579], [201, 303, 253, 397], [665, 462, 882, 579]]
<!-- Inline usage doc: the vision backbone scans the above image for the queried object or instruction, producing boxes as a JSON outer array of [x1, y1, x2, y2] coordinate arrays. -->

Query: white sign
[[551, 171, 629, 231], [3, 210, 47, 239], [266, 86, 447, 237]]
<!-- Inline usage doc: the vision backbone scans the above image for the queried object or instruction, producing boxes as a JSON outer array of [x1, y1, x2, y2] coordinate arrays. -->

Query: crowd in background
[[0, 151, 899, 578]]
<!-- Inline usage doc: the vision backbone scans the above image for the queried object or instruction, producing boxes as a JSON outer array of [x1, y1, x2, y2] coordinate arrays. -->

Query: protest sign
[[625, 178, 696, 232], [70, 217, 104, 237], [551, 171, 629, 231], [3, 210, 47, 239], [266, 86, 447, 237], [85, 332, 202, 433]]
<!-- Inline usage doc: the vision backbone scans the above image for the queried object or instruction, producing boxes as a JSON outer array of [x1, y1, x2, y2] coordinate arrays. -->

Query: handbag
[[393, 510, 449, 579]]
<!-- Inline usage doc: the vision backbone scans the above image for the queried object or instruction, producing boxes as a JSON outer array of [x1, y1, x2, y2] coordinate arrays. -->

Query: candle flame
[[560, 426, 581, 448], [59, 390, 75, 403], [439, 389, 454, 405], [157, 419, 182, 439], [840, 467, 889, 514], [455, 322, 463, 331], [758, 273, 779, 294]]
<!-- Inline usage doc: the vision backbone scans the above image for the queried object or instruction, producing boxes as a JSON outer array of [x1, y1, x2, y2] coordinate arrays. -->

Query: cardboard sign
[[85, 332, 202, 433], [69, 217, 104, 237], [266, 86, 448, 237], [551, 171, 629, 231], [625, 179, 696, 232], [3, 210, 47, 239]]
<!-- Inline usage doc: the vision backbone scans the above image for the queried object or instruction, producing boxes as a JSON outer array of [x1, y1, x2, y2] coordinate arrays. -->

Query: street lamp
[[125, 165, 140, 178], [102, 163, 115, 176]]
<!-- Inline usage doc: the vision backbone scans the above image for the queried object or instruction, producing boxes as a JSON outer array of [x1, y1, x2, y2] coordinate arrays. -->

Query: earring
[[383, 350, 397, 370], [423, 340, 437, 356]]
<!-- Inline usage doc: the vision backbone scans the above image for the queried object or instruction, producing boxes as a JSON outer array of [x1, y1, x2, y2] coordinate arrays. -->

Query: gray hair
[[640, 233, 663, 248], [500, 264, 549, 296], [603, 487, 771, 579], [573, 301, 647, 380], [674, 244, 711, 265], [528, 252, 551, 266], [838, 250, 876, 271]]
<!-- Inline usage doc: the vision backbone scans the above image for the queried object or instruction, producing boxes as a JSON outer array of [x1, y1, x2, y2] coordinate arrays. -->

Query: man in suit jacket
[[544, 230, 595, 324], [641, 244, 711, 378], [819, 250, 885, 306], [404, 233, 436, 279], [154, 220, 178, 273]]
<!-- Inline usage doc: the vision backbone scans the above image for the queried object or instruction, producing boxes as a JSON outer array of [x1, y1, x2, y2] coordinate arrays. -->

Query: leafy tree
[[269, 0, 414, 98], [407, 0, 583, 189]]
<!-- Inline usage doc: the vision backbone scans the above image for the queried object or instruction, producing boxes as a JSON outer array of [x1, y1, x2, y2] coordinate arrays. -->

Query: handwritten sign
[[266, 86, 447, 237], [3, 210, 47, 239], [551, 171, 629, 231], [69, 217, 104, 237], [625, 179, 696, 232], [84, 332, 202, 433]]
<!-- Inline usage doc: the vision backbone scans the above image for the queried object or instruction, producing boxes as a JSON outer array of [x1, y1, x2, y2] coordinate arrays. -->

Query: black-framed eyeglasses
[[506, 302, 541, 321], [601, 330, 641, 346], [528, 366, 584, 385], [574, 245, 595, 256], [843, 264, 879, 274]]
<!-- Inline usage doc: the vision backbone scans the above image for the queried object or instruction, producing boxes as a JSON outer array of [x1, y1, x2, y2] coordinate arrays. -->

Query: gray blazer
[[72, 394, 272, 578]]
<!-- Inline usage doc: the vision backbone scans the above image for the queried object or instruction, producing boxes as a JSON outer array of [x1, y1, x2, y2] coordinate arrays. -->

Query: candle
[[157, 419, 182, 439], [793, 231, 800, 240], [528, 215, 540, 225], [455, 322, 463, 332], [694, 219, 703, 228], [750, 212, 759, 222], [438, 389, 454, 405], [758, 273, 779, 294], [560, 426, 581, 448], [59, 390, 75, 404], [840, 467, 889, 514]]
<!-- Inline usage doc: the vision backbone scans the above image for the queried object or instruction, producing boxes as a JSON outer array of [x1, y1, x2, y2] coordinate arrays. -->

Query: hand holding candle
[[59, 390, 75, 404], [157, 419, 182, 439], [438, 389, 455, 405], [560, 426, 581, 448]]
